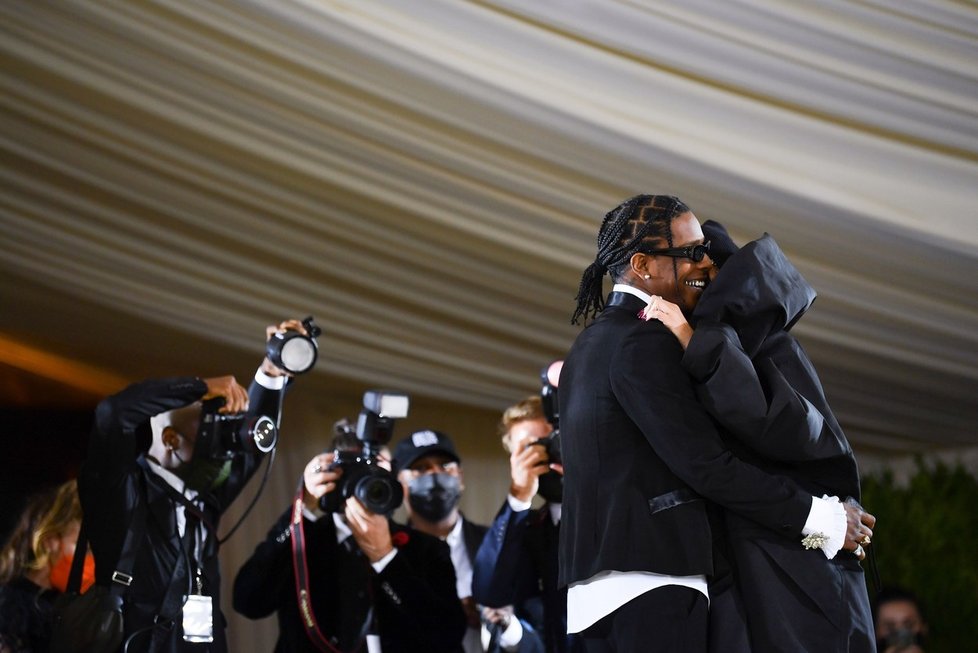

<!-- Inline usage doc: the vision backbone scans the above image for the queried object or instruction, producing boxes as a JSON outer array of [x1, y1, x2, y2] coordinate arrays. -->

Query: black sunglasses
[[640, 240, 711, 262]]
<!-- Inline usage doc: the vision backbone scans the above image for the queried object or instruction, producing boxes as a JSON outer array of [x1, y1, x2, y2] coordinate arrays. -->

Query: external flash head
[[266, 316, 322, 375]]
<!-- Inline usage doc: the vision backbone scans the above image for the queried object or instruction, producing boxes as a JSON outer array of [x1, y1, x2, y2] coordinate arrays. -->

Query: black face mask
[[537, 470, 563, 503], [173, 451, 231, 494], [408, 472, 461, 522], [877, 629, 924, 653]]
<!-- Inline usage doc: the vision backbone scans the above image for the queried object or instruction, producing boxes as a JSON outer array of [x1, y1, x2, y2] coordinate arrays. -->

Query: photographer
[[392, 430, 494, 653], [472, 396, 576, 653], [233, 428, 466, 652], [75, 318, 303, 652]]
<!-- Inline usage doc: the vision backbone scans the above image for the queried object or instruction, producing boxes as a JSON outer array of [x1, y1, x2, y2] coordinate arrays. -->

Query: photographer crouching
[[71, 318, 310, 653], [233, 392, 466, 652]]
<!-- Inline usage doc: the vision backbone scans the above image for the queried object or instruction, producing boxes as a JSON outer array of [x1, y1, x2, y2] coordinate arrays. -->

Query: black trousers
[[579, 585, 708, 653]]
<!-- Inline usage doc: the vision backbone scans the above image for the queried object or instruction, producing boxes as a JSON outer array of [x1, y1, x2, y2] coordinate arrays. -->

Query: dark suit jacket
[[78, 375, 284, 653], [473, 503, 572, 653], [233, 509, 467, 653], [558, 290, 813, 588], [460, 515, 488, 573], [686, 235, 873, 652]]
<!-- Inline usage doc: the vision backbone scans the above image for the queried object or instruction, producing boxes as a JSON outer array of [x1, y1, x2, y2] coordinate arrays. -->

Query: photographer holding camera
[[472, 392, 577, 653], [73, 318, 308, 653], [233, 400, 466, 652]]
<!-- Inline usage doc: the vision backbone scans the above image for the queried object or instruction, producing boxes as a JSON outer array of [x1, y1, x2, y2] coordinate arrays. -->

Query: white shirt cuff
[[371, 548, 398, 573], [802, 495, 847, 559], [507, 494, 533, 512], [255, 367, 286, 390], [481, 617, 524, 652], [301, 505, 326, 522]]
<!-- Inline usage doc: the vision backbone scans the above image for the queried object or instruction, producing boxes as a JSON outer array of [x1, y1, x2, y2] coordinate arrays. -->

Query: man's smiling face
[[638, 211, 715, 315]]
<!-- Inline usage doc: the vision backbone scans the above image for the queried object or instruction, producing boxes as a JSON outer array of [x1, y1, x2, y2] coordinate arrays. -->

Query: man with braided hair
[[558, 195, 875, 652]]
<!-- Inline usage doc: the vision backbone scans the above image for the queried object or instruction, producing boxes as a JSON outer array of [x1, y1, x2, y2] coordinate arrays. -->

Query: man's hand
[[344, 497, 394, 563], [843, 497, 876, 560], [482, 605, 513, 628], [510, 440, 550, 503], [202, 376, 249, 413], [261, 318, 309, 377], [303, 452, 342, 513]]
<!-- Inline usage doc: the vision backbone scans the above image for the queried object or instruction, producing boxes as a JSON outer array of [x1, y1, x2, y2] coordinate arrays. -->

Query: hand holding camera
[[318, 391, 408, 516], [510, 441, 550, 503], [344, 495, 394, 563], [201, 375, 249, 414], [263, 316, 321, 377], [303, 452, 344, 512]]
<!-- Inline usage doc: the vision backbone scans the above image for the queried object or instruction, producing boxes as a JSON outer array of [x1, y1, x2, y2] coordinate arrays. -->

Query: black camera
[[319, 390, 409, 515], [266, 316, 322, 375], [197, 398, 278, 459], [533, 360, 563, 465]]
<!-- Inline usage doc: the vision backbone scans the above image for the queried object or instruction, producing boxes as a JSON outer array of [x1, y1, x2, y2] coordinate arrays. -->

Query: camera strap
[[290, 478, 373, 653]]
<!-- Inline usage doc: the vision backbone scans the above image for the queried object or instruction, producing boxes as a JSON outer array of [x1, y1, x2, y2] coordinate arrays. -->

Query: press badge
[[182, 594, 214, 643]]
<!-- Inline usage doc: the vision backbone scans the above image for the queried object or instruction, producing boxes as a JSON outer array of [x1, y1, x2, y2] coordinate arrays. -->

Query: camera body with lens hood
[[319, 390, 409, 515], [197, 397, 279, 460]]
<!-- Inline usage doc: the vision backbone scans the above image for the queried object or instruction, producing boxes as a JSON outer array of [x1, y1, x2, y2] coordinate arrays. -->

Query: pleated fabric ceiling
[[2, 0, 977, 455]]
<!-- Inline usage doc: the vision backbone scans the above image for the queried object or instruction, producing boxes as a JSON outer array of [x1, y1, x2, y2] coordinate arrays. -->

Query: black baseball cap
[[392, 429, 461, 472]]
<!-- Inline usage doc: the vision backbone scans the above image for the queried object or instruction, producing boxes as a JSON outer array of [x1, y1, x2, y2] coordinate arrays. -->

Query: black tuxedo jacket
[[558, 290, 812, 588], [233, 510, 467, 653], [78, 375, 284, 653]]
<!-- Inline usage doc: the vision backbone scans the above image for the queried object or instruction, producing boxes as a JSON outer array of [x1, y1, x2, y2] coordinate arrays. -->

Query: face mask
[[408, 473, 461, 522], [537, 470, 564, 503], [174, 452, 232, 494], [49, 550, 95, 593]]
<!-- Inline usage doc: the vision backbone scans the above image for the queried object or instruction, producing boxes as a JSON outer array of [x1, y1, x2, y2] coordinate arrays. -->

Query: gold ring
[[861, 535, 871, 546]]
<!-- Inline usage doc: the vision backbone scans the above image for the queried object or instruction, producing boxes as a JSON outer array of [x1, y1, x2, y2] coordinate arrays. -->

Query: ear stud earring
[[643, 274, 651, 280]]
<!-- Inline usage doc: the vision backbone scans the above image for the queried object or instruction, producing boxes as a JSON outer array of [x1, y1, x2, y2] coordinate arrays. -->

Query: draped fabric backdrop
[[2, 1, 977, 648]]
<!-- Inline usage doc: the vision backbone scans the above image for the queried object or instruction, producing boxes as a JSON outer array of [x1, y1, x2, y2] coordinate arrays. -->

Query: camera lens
[[280, 337, 316, 372], [356, 473, 402, 514], [266, 331, 318, 374]]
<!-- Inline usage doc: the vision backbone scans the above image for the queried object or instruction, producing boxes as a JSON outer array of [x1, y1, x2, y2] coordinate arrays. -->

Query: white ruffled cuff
[[802, 495, 847, 559]]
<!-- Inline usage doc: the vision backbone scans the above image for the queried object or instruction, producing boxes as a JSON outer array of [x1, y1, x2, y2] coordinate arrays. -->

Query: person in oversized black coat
[[649, 226, 877, 652]]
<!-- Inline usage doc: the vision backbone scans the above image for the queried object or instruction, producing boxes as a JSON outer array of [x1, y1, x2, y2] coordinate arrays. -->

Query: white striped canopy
[[2, 1, 977, 455]]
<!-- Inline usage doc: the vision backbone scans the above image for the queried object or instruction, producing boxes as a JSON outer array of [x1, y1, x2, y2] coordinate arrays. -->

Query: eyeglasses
[[640, 240, 711, 262]]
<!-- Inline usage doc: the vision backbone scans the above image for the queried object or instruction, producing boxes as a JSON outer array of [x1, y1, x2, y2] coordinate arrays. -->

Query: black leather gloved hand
[[702, 220, 739, 268]]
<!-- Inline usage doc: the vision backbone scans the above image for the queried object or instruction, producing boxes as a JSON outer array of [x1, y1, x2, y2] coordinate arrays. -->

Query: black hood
[[692, 234, 815, 358]]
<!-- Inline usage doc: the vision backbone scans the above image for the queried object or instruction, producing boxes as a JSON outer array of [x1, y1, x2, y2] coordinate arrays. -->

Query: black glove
[[702, 220, 739, 268]]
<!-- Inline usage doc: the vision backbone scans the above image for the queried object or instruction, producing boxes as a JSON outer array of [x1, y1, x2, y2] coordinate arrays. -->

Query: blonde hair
[[499, 396, 545, 452], [0, 479, 81, 582]]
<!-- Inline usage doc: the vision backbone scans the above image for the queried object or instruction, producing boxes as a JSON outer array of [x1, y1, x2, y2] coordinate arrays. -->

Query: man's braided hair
[[571, 194, 690, 325]]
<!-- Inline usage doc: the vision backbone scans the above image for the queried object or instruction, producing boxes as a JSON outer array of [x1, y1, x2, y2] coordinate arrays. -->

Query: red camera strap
[[290, 479, 366, 653]]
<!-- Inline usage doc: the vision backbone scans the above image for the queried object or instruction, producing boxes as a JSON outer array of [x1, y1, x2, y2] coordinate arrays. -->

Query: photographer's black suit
[[233, 510, 467, 652], [685, 235, 874, 652], [78, 375, 283, 653], [558, 289, 814, 649]]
